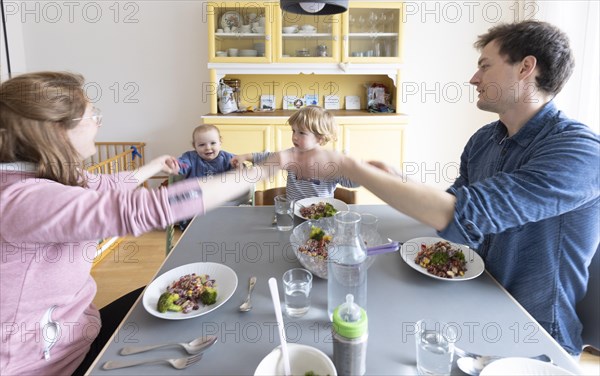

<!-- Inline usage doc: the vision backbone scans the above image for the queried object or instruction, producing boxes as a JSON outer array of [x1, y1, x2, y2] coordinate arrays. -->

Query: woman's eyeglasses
[[73, 107, 102, 126]]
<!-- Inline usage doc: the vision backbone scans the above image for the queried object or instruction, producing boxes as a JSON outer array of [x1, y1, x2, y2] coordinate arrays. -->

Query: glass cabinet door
[[343, 3, 402, 62], [208, 2, 272, 62], [277, 8, 341, 62]]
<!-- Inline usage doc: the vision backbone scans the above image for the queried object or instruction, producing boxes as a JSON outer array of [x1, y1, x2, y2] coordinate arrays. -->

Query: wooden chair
[[253, 187, 357, 205], [333, 187, 358, 205], [253, 187, 286, 206]]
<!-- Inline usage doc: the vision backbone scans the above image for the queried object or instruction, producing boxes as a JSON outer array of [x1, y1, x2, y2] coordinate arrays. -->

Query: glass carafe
[[327, 211, 368, 321]]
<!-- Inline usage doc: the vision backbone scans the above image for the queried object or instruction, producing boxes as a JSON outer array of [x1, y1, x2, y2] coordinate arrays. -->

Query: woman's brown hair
[[0, 71, 88, 186]]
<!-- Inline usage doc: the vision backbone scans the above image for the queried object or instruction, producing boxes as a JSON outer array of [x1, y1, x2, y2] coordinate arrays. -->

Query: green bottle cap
[[332, 294, 368, 339]]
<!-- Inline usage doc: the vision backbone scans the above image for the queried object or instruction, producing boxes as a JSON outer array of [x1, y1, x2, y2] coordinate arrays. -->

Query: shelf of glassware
[[342, 2, 403, 63]]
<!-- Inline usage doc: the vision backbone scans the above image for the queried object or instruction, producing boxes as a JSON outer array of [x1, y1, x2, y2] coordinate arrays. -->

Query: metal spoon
[[239, 276, 257, 312], [455, 347, 552, 375], [120, 335, 217, 355]]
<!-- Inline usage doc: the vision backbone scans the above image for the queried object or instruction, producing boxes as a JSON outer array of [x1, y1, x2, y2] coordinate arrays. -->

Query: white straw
[[268, 277, 291, 376]]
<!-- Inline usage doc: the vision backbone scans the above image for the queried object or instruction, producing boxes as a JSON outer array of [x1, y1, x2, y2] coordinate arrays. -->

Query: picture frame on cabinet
[[260, 95, 275, 111], [345, 95, 361, 110], [324, 95, 340, 110], [284, 96, 304, 110], [304, 94, 318, 106]]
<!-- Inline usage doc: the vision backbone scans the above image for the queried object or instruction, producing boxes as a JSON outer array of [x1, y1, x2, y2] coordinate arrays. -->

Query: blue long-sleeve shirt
[[439, 101, 600, 354], [178, 150, 235, 178]]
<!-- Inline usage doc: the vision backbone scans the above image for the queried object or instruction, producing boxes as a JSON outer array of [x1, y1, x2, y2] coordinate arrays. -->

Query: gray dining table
[[87, 205, 581, 375]]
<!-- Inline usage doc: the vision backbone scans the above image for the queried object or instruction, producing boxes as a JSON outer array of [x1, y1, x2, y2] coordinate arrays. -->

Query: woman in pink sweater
[[0, 72, 279, 375]]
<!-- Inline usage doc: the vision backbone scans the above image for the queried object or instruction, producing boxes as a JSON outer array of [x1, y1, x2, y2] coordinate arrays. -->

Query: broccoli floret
[[157, 292, 182, 313], [200, 286, 218, 305], [309, 226, 325, 241]]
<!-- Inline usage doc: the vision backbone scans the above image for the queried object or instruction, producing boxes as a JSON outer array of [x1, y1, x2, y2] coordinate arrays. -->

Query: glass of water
[[282, 268, 312, 317], [415, 319, 456, 376], [274, 195, 293, 231]]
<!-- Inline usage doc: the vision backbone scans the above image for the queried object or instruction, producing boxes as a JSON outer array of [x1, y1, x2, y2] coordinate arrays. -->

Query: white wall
[[4, 0, 598, 189]]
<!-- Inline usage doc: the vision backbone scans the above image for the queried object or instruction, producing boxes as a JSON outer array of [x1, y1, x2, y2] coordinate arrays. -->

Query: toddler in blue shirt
[[178, 124, 235, 178]]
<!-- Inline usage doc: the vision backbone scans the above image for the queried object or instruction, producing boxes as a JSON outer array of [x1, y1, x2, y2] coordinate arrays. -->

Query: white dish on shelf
[[399, 237, 485, 281], [142, 262, 237, 320], [239, 49, 258, 57], [221, 11, 242, 30]]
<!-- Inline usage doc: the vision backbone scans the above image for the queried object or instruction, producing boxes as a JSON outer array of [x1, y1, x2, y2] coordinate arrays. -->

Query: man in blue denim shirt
[[285, 20, 599, 355]]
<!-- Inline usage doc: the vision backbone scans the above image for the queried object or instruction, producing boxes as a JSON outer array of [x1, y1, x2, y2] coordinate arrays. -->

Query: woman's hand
[[152, 155, 180, 175], [231, 153, 252, 169], [130, 155, 179, 184]]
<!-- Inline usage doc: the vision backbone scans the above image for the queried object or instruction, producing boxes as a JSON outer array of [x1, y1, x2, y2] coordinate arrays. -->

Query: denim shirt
[[439, 101, 600, 354], [178, 150, 235, 178]]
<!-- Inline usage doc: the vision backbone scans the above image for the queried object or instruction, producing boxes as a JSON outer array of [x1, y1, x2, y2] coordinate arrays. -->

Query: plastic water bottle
[[327, 211, 367, 321], [332, 294, 368, 375]]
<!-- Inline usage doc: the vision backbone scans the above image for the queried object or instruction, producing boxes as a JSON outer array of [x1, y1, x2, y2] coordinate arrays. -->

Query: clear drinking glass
[[415, 319, 456, 376], [274, 195, 293, 231], [282, 268, 312, 317]]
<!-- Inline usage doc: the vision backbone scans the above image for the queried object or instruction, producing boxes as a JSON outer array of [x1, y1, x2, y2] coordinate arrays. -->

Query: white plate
[[399, 237, 484, 281], [143, 262, 237, 320], [481, 357, 574, 375], [293, 197, 349, 220], [220, 11, 242, 29]]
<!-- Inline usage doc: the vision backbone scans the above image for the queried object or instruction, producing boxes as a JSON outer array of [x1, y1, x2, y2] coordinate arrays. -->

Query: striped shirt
[[253, 152, 358, 201]]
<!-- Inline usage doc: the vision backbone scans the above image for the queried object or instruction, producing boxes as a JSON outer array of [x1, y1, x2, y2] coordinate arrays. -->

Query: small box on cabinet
[[345, 96, 361, 110], [324, 95, 340, 110], [260, 95, 275, 111]]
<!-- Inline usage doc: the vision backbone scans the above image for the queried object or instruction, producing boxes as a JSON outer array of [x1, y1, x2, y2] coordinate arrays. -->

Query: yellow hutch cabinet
[[203, 1, 407, 203]]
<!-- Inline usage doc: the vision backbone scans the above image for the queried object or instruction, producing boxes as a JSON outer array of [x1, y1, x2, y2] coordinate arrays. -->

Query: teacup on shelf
[[301, 24, 316, 32], [282, 25, 298, 34]]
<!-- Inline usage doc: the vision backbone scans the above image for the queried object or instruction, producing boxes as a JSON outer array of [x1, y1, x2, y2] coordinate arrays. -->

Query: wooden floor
[[92, 230, 599, 374], [91, 229, 180, 309]]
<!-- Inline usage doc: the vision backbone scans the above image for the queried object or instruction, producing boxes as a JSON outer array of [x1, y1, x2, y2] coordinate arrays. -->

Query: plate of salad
[[399, 237, 484, 281], [294, 197, 349, 220], [143, 262, 237, 320]]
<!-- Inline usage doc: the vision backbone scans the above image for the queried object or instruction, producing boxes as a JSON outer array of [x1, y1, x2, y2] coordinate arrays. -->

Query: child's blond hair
[[191, 124, 222, 146], [287, 106, 337, 145]]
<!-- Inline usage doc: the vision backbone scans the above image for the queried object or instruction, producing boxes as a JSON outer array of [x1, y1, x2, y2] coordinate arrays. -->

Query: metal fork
[[102, 352, 203, 370]]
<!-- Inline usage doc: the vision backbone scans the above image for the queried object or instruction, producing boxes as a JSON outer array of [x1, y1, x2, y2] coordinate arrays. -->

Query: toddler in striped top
[[233, 106, 358, 201]]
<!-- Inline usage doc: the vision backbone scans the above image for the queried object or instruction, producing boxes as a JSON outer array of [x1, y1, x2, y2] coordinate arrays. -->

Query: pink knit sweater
[[0, 163, 204, 375]]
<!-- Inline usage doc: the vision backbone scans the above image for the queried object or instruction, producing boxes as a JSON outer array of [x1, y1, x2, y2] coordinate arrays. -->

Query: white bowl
[[290, 218, 381, 279], [254, 344, 337, 376], [282, 26, 298, 34]]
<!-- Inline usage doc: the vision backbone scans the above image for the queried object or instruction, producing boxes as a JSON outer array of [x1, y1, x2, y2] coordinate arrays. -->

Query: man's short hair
[[475, 20, 574, 96]]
